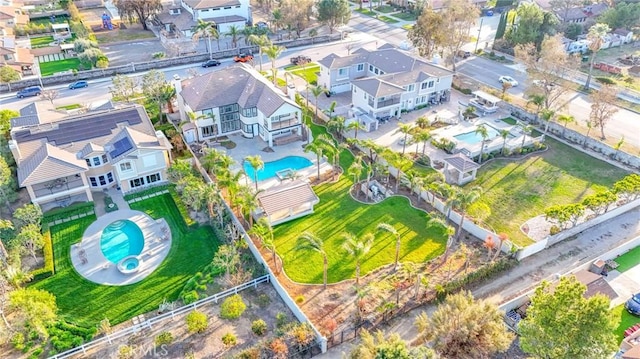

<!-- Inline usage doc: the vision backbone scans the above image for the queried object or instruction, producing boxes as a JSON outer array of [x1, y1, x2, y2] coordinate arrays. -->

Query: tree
[[348, 156, 364, 188], [0, 156, 17, 213], [142, 70, 168, 123], [113, 0, 161, 31], [346, 120, 365, 140], [211, 244, 240, 279], [349, 330, 437, 359], [111, 74, 138, 102], [394, 123, 413, 156], [296, 232, 329, 289], [73, 38, 98, 53], [0, 220, 12, 265], [327, 116, 347, 141], [599, 2, 640, 30], [589, 84, 618, 140], [304, 135, 330, 180], [247, 34, 270, 71], [441, 0, 479, 71], [280, 0, 314, 38], [3, 266, 33, 288], [584, 23, 611, 90], [613, 174, 640, 202], [263, 44, 285, 86], [582, 190, 617, 215], [506, 3, 544, 45], [310, 85, 325, 120], [450, 186, 482, 240], [549, 0, 582, 24], [474, 124, 489, 164], [40, 89, 59, 105], [408, 6, 446, 59], [0, 109, 19, 136], [341, 232, 374, 286], [192, 19, 217, 59], [376, 223, 401, 270], [501, 81, 512, 99], [225, 25, 242, 49], [13, 204, 42, 230], [556, 113, 574, 138], [499, 129, 510, 155], [519, 276, 617, 359], [413, 128, 432, 155], [0, 66, 20, 90], [250, 218, 278, 273], [245, 155, 264, 191], [415, 291, 512, 358], [9, 288, 58, 338], [316, 0, 351, 34], [518, 122, 533, 149]]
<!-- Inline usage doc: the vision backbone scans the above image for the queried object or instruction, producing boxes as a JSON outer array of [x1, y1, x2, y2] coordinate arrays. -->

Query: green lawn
[[392, 12, 418, 21], [472, 138, 628, 246], [32, 193, 220, 327], [355, 8, 377, 16], [402, 24, 414, 31], [378, 15, 400, 23], [56, 104, 82, 110], [615, 246, 640, 273], [289, 64, 320, 85], [612, 304, 640, 342], [273, 123, 447, 284], [39, 58, 89, 76], [375, 5, 396, 13], [31, 35, 54, 48]]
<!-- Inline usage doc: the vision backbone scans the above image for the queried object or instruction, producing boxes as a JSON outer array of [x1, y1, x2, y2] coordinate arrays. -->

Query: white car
[[498, 76, 519, 87]]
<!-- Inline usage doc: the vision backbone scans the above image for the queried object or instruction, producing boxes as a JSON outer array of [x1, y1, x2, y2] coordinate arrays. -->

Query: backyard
[[273, 122, 448, 284], [613, 304, 640, 342], [39, 58, 91, 76], [32, 193, 220, 327], [472, 137, 629, 246]]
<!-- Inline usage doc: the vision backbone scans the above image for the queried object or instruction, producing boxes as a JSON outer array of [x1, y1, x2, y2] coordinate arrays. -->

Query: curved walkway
[[71, 209, 172, 286]]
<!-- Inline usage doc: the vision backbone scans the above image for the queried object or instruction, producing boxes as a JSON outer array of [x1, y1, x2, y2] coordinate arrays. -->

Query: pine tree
[[495, 12, 507, 39]]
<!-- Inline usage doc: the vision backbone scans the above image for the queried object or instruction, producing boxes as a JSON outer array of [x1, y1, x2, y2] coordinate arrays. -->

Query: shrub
[[595, 76, 615, 85], [222, 332, 237, 347], [11, 332, 25, 350], [251, 319, 268, 336], [289, 323, 315, 350], [118, 345, 134, 359], [220, 294, 246, 320], [236, 347, 261, 359], [152, 52, 166, 59], [256, 294, 271, 307], [269, 338, 288, 357], [275, 312, 288, 329], [30, 229, 54, 281], [549, 225, 561, 235], [155, 331, 173, 346], [185, 310, 208, 333], [295, 295, 305, 304]]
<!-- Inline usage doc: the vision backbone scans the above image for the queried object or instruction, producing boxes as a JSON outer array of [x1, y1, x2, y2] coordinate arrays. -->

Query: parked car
[[498, 75, 519, 87], [626, 293, 640, 316], [457, 50, 471, 59], [234, 53, 253, 63], [290, 55, 311, 66], [202, 59, 221, 68], [68, 81, 88, 89], [16, 86, 42, 98], [532, 79, 555, 88], [256, 21, 268, 29]]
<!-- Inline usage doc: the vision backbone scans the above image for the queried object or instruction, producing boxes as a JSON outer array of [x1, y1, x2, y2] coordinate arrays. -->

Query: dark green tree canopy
[[316, 0, 350, 34]]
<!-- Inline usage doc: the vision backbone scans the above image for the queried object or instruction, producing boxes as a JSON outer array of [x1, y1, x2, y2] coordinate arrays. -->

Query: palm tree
[[518, 122, 533, 150], [271, 8, 282, 32], [208, 25, 220, 51], [463, 106, 476, 121], [475, 124, 489, 164], [328, 116, 347, 140], [427, 216, 456, 262], [192, 19, 216, 59], [348, 156, 364, 195], [347, 120, 366, 140], [527, 94, 546, 125], [304, 135, 330, 180], [394, 123, 414, 155], [250, 218, 278, 272], [415, 116, 430, 129], [244, 155, 264, 191], [451, 187, 483, 240], [296, 232, 329, 289], [239, 186, 260, 226], [263, 44, 285, 86], [557, 113, 574, 138], [341, 232, 375, 286], [584, 120, 594, 148], [540, 109, 555, 136], [3, 266, 32, 288], [376, 223, 401, 270], [324, 101, 337, 121], [241, 26, 255, 45], [584, 23, 611, 91], [499, 129, 510, 156], [412, 128, 432, 156], [225, 25, 242, 49], [247, 34, 270, 71], [401, 170, 423, 201], [310, 85, 325, 120]]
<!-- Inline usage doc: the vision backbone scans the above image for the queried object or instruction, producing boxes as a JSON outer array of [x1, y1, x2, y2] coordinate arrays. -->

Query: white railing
[[48, 275, 270, 359]]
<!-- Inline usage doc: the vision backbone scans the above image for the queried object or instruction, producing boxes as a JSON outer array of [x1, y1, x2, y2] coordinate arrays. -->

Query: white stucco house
[[175, 64, 303, 147], [8, 103, 172, 211], [317, 46, 454, 121], [155, 0, 251, 37]]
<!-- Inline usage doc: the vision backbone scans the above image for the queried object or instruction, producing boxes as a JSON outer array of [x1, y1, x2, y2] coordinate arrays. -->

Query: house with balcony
[[8, 104, 171, 211], [318, 46, 453, 121], [155, 0, 251, 37], [175, 63, 303, 147]]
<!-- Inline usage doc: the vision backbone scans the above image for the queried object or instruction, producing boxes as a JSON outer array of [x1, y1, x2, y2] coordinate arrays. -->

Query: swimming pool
[[244, 156, 313, 182], [100, 220, 144, 263], [454, 125, 501, 145]]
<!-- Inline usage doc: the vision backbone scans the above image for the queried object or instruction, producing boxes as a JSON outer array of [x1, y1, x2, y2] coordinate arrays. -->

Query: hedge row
[[42, 201, 95, 224], [30, 229, 54, 282], [437, 257, 518, 300], [123, 183, 172, 201]]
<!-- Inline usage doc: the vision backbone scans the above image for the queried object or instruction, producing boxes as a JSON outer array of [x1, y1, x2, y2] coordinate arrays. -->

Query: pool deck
[[71, 209, 172, 286]]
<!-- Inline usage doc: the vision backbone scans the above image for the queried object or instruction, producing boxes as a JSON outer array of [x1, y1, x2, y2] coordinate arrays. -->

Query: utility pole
[[474, 17, 484, 53]]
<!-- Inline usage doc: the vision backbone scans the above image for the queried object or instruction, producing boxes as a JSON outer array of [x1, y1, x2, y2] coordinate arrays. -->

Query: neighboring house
[[553, 3, 607, 23], [565, 38, 590, 54], [318, 46, 453, 120], [174, 63, 303, 147], [612, 28, 634, 44], [155, 0, 251, 37], [8, 104, 172, 211], [0, 6, 29, 28], [0, 36, 34, 76], [564, 28, 634, 54]]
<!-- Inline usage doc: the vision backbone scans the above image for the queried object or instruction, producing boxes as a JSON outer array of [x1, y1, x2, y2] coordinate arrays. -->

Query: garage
[[331, 82, 351, 94]]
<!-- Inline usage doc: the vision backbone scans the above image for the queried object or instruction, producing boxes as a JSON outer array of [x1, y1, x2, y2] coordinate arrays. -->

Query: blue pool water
[[453, 125, 501, 145], [100, 220, 144, 263], [243, 156, 313, 181]]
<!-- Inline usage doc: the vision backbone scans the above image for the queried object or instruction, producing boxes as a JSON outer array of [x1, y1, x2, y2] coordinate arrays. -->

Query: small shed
[[443, 153, 480, 185], [470, 90, 501, 114], [255, 180, 319, 225]]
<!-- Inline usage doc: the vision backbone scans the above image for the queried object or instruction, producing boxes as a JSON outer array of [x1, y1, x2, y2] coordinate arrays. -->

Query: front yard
[[613, 304, 640, 342], [615, 246, 640, 273], [286, 63, 320, 86]]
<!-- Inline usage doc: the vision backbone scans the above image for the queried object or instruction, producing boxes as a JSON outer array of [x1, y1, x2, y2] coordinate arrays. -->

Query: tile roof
[[351, 77, 404, 97], [623, 345, 640, 359], [443, 153, 480, 172], [183, 0, 240, 9], [179, 64, 300, 117], [18, 143, 88, 186], [257, 180, 319, 217]]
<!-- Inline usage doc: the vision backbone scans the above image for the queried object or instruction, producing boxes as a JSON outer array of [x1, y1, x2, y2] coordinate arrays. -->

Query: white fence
[[48, 275, 270, 359]]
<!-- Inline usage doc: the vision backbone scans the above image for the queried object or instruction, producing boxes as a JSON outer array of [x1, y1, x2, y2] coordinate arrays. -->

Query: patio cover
[[443, 153, 480, 172], [472, 90, 502, 105], [257, 180, 319, 218]]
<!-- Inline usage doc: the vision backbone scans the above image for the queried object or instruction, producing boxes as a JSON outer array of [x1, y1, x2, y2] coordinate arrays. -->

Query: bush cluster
[[155, 331, 173, 346], [220, 294, 247, 320], [437, 258, 517, 300], [222, 332, 237, 347], [185, 310, 208, 334], [30, 229, 54, 281], [251, 319, 268, 336]]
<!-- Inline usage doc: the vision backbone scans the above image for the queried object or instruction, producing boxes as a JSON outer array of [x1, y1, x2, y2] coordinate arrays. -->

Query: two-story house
[[156, 0, 251, 37], [318, 46, 454, 120], [8, 104, 172, 211], [1, 36, 34, 76], [175, 63, 303, 147]]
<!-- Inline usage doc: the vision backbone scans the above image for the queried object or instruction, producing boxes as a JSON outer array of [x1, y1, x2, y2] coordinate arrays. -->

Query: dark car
[[16, 86, 42, 98], [68, 81, 88, 89], [626, 293, 640, 316], [290, 55, 311, 66], [202, 59, 221, 68], [256, 21, 268, 29]]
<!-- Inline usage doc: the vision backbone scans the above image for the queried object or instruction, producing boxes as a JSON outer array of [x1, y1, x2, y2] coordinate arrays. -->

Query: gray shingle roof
[[19, 103, 38, 117], [444, 153, 480, 172], [351, 78, 404, 97], [18, 143, 88, 186], [183, 0, 240, 9], [180, 64, 299, 117], [257, 180, 319, 217], [317, 52, 368, 70], [79, 142, 104, 158]]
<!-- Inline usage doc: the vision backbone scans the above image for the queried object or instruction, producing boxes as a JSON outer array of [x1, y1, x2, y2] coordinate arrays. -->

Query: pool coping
[[71, 209, 172, 286]]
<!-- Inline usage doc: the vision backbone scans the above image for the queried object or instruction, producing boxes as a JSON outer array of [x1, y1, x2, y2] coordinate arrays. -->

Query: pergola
[[443, 153, 481, 185], [469, 90, 501, 114], [52, 23, 72, 41]]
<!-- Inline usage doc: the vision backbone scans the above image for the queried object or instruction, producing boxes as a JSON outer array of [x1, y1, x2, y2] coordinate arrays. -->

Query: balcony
[[32, 176, 86, 198], [368, 96, 401, 109], [270, 115, 300, 131]]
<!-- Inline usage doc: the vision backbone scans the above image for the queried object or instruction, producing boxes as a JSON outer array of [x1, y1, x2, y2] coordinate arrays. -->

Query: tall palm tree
[[348, 156, 364, 194], [245, 155, 264, 191], [518, 122, 533, 149], [225, 25, 242, 49], [341, 232, 375, 286], [263, 44, 285, 86], [208, 25, 220, 51], [296, 232, 329, 289], [584, 23, 611, 91], [310, 85, 325, 120], [249, 218, 278, 272], [415, 116, 430, 129], [557, 113, 574, 138], [475, 124, 489, 164], [451, 187, 483, 240], [394, 123, 414, 155], [540, 109, 555, 136], [527, 94, 546, 125], [376, 223, 401, 270], [427, 215, 456, 262], [192, 19, 217, 59], [304, 135, 331, 180], [499, 129, 510, 156], [412, 128, 432, 156], [401, 170, 423, 201], [324, 101, 337, 121], [328, 116, 347, 141], [347, 120, 366, 140], [239, 186, 260, 226], [241, 26, 255, 45], [247, 34, 270, 71]]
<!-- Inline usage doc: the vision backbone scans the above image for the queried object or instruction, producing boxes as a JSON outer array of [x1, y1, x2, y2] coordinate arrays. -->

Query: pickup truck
[[290, 55, 311, 65], [234, 54, 254, 63]]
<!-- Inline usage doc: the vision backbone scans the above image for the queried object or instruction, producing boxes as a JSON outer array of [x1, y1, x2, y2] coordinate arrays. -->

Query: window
[[369, 64, 374, 72], [202, 125, 217, 137], [101, 154, 108, 164], [357, 63, 364, 71], [221, 114, 241, 133], [241, 107, 257, 117], [242, 123, 253, 134], [89, 177, 97, 187], [224, 6, 231, 9], [130, 178, 145, 188], [120, 162, 132, 171], [202, 108, 213, 119], [374, 68, 379, 75], [220, 104, 238, 114], [338, 68, 348, 77], [99, 175, 106, 186], [107, 172, 114, 183], [428, 81, 434, 88], [93, 157, 100, 166], [146, 173, 161, 184], [407, 84, 415, 92], [85, 159, 91, 167]]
